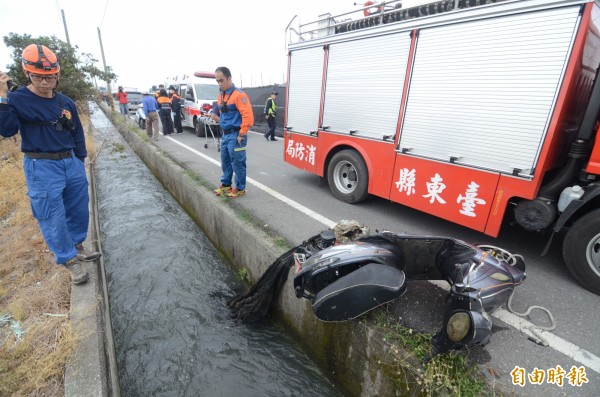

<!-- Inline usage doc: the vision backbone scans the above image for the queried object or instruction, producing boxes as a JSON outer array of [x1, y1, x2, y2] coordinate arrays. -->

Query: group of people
[[140, 84, 184, 140], [0, 41, 277, 286]]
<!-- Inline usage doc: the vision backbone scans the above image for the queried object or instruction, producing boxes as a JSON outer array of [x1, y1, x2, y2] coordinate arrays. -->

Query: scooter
[[293, 231, 526, 356]]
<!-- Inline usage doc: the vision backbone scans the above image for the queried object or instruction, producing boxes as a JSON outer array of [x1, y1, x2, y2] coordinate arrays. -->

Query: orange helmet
[[21, 44, 60, 75]]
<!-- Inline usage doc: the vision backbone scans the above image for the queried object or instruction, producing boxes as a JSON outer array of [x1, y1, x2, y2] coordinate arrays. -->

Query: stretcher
[[199, 116, 221, 152]]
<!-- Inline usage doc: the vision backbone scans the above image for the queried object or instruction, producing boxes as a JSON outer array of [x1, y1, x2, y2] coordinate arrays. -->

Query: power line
[[100, 0, 109, 28]]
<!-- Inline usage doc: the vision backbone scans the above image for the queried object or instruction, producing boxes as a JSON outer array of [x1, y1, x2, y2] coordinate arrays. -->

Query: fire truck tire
[[194, 120, 206, 137], [327, 150, 369, 203], [139, 118, 146, 130], [563, 209, 600, 295]]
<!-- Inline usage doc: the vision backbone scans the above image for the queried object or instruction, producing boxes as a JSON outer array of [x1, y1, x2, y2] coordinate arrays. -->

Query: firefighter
[[263, 91, 278, 141], [154, 84, 164, 99], [211, 66, 254, 198], [0, 44, 100, 285], [156, 88, 174, 135], [168, 85, 183, 134]]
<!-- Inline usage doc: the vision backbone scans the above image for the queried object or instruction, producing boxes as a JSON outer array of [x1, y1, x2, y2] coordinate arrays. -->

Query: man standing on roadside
[[263, 91, 278, 141], [0, 44, 100, 285], [211, 66, 254, 198], [142, 91, 159, 140], [116, 86, 128, 116], [168, 85, 183, 134]]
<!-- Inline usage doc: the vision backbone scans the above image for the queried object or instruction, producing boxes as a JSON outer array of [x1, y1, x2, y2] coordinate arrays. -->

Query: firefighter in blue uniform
[[0, 44, 100, 285], [211, 66, 254, 198]]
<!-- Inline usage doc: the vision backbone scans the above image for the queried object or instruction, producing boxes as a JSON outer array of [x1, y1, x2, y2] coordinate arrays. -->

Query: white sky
[[0, 0, 429, 91]]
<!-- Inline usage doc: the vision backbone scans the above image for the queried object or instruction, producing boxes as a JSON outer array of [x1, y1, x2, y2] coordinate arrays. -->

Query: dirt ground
[[0, 110, 93, 396]]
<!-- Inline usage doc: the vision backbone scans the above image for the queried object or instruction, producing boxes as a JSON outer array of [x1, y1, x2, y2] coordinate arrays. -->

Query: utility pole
[[97, 27, 114, 110], [61, 9, 71, 45]]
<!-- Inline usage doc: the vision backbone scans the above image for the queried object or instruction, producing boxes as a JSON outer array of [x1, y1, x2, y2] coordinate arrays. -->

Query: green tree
[[2, 33, 117, 102]]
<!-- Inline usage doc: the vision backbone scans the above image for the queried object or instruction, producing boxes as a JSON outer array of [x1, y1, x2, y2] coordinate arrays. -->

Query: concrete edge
[[64, 164, 111, 396]]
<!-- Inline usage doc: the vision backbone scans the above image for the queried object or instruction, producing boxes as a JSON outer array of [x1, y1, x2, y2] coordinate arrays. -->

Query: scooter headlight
[[446, 312, 471, 343]]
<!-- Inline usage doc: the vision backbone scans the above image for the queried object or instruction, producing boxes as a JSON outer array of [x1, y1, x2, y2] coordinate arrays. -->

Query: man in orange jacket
[[210, 66, 254, 198]]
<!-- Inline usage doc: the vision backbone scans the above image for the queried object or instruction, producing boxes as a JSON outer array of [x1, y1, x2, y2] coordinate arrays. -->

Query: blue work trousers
[[24, 155, 89, 264], [220, 132, 247, 190]]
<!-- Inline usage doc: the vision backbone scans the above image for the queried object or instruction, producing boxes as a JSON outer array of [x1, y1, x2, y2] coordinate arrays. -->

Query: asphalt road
[[137, 120, 599, 396]]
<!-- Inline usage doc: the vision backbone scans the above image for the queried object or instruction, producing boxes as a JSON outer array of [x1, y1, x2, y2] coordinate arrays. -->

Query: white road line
[[166, 137, 337, 229], [165, 135, 600, 375]]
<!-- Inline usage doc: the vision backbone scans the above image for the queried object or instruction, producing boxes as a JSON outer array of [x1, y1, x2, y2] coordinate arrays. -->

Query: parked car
[[127, 91, 144, 113]]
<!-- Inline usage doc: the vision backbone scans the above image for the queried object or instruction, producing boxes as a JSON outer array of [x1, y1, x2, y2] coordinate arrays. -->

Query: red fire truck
[[283, 0, 600, 294]]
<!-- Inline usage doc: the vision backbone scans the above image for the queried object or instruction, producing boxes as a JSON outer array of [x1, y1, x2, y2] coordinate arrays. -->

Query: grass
[[237, 267, 249, 282], [0, 110, 95, 396], [371, 309, 490, 397]]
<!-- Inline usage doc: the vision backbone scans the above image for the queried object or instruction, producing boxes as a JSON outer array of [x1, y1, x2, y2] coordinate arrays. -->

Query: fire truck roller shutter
[[322, 32, 411, 141], [287, 46, 324, 135], [398, 5, 582, 177]]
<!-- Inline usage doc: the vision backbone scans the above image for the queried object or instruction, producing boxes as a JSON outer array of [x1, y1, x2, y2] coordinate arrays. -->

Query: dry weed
[[0, 110, 94, 396]]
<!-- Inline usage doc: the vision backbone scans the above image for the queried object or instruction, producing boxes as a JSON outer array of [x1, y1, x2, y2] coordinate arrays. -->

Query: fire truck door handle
[[321, 125, 330, 130], [285, 126, 293, 130], [383, 135, 394, 141], [349, 129, 357, 135], [401, 147, 412, 153], [310, 130, 318, 136], [450, 156, 462, 163]]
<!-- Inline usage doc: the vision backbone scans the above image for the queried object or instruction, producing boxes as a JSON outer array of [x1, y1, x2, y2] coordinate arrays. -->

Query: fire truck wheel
[[327, 150, 369, 203], [563, 209, 600, 295], [139, 118, 145, 130], [194, 120, 206, 137]]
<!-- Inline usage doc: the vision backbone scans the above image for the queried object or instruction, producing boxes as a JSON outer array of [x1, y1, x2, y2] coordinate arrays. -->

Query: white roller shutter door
[[287, 47, 325, 135], [323, 33, 412, 140], [399, 5, 581, 176]]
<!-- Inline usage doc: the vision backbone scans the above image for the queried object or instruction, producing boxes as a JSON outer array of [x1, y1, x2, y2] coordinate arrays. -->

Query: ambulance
[[166, 71, 219, 136]]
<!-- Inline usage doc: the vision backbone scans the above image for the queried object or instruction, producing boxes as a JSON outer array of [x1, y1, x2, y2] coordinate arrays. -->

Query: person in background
[[116, 86, 128, 116], [263, 91, 278, 141], [154, 84, 164, 99], [142, 91, 159, 141], [169, 85, 183, 134], [0, 44, 100, 285], [210, 66, 254, 198], [157, 88, 174, 135]]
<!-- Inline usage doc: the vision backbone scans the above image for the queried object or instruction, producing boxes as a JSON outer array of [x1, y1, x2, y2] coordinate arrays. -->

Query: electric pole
[[61, 9, 71, 45], [97, 27, 114, 110]]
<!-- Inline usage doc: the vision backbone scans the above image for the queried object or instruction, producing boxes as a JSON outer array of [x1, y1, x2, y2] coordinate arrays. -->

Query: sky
[[0, 0, 429, 91]]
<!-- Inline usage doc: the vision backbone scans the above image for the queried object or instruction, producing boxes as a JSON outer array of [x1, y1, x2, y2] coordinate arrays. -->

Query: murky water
[[89, 104, 342, 397]]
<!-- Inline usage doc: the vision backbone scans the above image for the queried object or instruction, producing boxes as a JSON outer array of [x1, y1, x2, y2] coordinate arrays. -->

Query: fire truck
[[283, 0, 600, 294]]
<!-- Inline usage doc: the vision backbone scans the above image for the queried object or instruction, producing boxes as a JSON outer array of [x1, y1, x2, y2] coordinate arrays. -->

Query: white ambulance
[[167, 71, 219, 137]]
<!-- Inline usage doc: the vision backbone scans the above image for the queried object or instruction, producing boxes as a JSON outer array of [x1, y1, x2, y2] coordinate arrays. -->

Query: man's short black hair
[[215, 66, 232, 78]]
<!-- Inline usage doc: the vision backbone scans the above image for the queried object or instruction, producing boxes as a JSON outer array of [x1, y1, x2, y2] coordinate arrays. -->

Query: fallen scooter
[[293, 230, 526, 357]]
